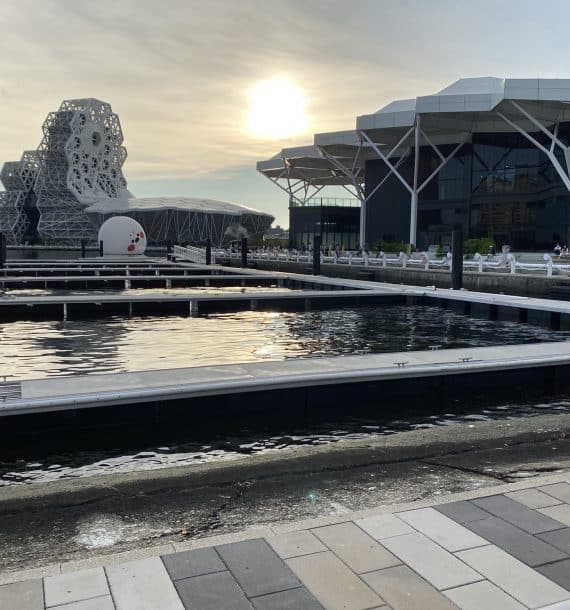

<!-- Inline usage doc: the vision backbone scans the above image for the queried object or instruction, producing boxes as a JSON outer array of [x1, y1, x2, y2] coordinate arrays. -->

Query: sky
[[2, 0, 570, 227]]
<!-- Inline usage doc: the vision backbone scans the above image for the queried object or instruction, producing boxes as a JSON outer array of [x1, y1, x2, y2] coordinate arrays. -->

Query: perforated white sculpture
[[0, 98, 128, 245]]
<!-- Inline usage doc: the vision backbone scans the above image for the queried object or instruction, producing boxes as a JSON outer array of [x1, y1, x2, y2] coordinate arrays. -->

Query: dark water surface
[[1, 305, 569, 381], [1, 389, 568, 487]]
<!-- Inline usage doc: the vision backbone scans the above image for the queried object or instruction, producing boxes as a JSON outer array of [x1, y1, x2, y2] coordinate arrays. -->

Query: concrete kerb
[[0, 413, 568, 515], [0, 471, 568, 586]]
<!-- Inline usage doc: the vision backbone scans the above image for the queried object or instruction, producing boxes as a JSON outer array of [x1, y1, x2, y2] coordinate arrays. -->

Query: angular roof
[[85, 197, 274, 218]]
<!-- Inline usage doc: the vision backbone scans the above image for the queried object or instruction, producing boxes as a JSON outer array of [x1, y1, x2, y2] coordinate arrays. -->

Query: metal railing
[[173, 245, 570, 277], [173, 245, 207, 264]]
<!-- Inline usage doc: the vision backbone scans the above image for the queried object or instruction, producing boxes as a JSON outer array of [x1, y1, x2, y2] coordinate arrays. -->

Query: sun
[[247, 78, 309, 139]]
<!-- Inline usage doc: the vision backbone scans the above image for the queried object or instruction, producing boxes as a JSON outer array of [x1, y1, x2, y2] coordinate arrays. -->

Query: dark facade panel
[[289, 205, 360, 250], [364, 126, 570, 250]]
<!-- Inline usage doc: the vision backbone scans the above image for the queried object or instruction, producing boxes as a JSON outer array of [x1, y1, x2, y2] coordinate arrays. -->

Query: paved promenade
[[2, 473, 570, 609]]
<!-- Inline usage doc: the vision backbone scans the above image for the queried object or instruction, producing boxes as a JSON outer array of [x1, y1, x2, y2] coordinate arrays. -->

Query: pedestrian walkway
[[2, 473, 570, 609]]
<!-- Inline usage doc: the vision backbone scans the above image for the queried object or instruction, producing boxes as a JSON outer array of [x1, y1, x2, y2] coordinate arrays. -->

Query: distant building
[[258, 78, 570, 250], [0, 99, 273, 246]]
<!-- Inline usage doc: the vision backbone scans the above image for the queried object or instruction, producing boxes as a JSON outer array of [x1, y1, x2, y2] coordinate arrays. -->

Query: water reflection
[[0, 305, 568, 381]]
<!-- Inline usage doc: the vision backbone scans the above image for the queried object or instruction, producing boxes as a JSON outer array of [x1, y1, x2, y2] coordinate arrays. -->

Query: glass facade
[[289, 202, 360, 250], [365, 124, 570, 250]]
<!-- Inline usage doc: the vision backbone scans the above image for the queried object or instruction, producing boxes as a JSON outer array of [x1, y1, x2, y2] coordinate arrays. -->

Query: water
[[1, 392, 568, 486], [1, 305, 568, 381], [3, 285, 292, 297]]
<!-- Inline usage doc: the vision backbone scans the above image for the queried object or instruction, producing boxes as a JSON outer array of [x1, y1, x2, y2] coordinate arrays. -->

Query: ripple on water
[[0, 305, 568, 381]]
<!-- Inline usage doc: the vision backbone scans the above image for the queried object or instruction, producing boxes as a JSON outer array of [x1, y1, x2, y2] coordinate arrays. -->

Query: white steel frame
[[358, 117, 466, 247]]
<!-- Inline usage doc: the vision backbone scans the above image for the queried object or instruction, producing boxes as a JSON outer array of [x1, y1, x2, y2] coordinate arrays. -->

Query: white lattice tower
[[34, 98, 128, 244]]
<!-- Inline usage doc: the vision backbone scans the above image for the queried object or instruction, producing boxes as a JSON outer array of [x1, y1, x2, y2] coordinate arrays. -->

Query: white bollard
[[544, 253, 553, 277]]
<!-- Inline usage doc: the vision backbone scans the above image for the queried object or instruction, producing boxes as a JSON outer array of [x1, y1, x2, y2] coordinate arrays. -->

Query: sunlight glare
[[247, 78, 309, 139]]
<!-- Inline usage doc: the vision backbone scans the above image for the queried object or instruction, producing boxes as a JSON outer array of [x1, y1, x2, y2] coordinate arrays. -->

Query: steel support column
[[410, 114, 421, 247]]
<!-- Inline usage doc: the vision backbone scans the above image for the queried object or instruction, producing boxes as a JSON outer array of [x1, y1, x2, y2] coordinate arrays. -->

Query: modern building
[[0, 99, 273, 246], [258, 78, 570, 251]]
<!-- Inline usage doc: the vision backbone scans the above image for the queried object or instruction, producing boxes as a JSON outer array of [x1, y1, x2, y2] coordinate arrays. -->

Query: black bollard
[[81, 239, 86, 259], [99, 240, 104, 257], [451, 225, 463, 290], [205, 238, 212, 265], [0, 232, 5, 269], [312, 235, 321, 275], [241, 237, 248, 268], [166, 240, 173, 254]]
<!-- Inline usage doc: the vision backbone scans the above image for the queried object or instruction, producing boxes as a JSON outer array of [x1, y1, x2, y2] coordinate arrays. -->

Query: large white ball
[[98, 216, 147, 255]]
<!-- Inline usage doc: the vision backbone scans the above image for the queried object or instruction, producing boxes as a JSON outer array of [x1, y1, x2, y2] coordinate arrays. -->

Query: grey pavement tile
[[251, 586, 323, 610], [362, 564, 458, 610], [457, 545, 570, 608], [311, 522, 400, 574], [473, 494, 566, 534], [506, 489, 563, 509], [49, 596, 115, 610], [536, 559, 570, 592], [174, 571, 253, 610], [216, 538, 300, 598], [463, 516, 568, 567], [540, 504, 570, 527], [539, 483, 570, 504], [286, 551, 384, 610], [380, 532, 482, 591], [356, 514, 415, 540], [434, 500, 489, 524], [444, 580, 526, 610], [397, 507, 487, 552], [162, 547, 226, 581], [538, 528, 570, 555], [266, 531, 327, 560], [0, 579, 44, 610], [106, 556, 184, 610], [44, 567, 109, 607], [537, 602, 570, 610], [0, 564, 61, 586]]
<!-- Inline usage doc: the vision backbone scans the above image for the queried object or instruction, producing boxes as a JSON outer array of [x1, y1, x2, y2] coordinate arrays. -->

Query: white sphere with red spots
[[97, 216, 147, 255]]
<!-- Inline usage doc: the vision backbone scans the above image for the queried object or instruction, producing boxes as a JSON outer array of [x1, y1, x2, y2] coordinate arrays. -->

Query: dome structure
[[98, 216, 147, 255]]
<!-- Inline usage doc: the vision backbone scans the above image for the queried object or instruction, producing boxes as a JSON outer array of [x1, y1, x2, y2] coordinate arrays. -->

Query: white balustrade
[[173, 244, 570, 277]]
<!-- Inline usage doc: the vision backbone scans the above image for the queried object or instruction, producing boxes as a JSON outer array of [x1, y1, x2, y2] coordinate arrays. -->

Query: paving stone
[[50, 596, 115, 610], [380, 532, 482, 590], [538, 528, 570, 554], [463, 516, 567, 567], [266, 530, 327, 559], [397, 507, 487, 552], [356, 513, 415, 540], [251, 586, 323, 609], [473, 494, 565, 534], [539, 483, 570, 504], [162, 547, 226, 581], [457, 545, 570, 608], [536, 559, 570, 591], [44, 567, 109, 607], [311, 522, 400, 573], [536, 601, 570, 609], [444, 580, 526, 610], [540, 504, 570, 527], [0, 579, 44, 610], [506, 488, 563, 509], [106, 556, 184, 610], [174, 571, 252, 610], [216, 538, 300, 598], [434, 500, 489, 524], [362, 564, 457, 610], [286, 551, 383, 610]]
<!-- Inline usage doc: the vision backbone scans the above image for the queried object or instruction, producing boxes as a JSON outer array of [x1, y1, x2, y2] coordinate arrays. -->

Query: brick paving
[[2, 474, 570, 609]]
